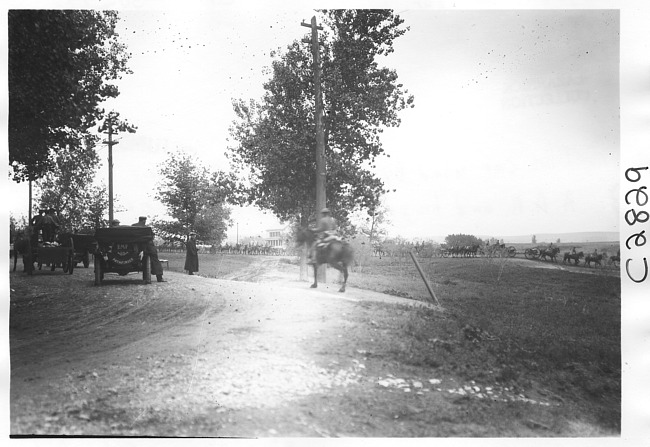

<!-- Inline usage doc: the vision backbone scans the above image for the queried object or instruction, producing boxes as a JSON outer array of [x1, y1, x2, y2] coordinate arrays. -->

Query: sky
[[3, 1, 628, 243]]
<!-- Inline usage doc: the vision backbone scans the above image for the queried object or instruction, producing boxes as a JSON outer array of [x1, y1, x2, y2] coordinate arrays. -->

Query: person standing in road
[[185, 231, 199, 275], [132, 216, 165, 282]]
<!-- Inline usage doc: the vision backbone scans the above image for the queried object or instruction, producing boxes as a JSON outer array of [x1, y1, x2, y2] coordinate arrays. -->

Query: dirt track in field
[[506, 257, 620, 276]]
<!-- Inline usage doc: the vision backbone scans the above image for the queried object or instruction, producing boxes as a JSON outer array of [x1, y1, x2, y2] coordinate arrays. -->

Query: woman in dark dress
[[184, 231, 199, 275]]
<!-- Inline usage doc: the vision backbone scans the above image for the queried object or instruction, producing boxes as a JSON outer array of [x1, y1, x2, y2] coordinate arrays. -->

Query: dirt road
[[9, 258, 613, 437]]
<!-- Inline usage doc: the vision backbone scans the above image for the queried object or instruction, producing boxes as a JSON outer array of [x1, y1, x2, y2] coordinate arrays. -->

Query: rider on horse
[[308, 208, 338, 265]]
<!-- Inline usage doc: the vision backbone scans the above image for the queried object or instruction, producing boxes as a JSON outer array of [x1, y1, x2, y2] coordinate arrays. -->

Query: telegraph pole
[[99, 112, 136, 226], [102, 120, 119, 224], [302, 16, 327, 282], [301, 16, 327, 214]]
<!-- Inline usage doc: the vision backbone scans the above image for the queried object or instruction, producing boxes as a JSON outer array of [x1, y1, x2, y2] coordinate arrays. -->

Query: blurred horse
[[563, 251, 584, 265], [584, 253, 604, 268], [296, 227, 354, 293], [539, 247, 560, 262], [11, 229, 32, 272]]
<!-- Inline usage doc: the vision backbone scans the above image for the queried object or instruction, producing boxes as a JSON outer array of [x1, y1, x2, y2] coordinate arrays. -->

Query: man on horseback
[[308, 208, 338, 265]]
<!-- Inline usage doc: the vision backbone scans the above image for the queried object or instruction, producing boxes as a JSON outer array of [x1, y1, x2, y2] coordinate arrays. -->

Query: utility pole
[[301, 16, 327, 214], [101, 120, 119, 224], [302, 16, 327, 283], [99, 112, 136, 226]]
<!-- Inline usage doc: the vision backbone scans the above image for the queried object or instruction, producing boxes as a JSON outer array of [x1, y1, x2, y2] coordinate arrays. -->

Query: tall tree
[[34, 136, 112, 230], [84, 185, 112, 229], [8, 10, 131, 182], [355, 195, 390, 244], [228, 9, 413, 229], [154, 152, 234, 244]]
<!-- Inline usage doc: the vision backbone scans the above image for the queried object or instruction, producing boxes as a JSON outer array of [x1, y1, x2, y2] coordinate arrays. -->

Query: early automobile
[[92, 226, 154, 285]]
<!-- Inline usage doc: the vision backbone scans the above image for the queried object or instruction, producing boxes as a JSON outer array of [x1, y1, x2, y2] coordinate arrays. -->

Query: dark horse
[[539, 247, 560, 262], [584, 253, 604, 268], [12, 229, 33, 272], [563, 251, 584, 265], [295, 227, 354, 293]]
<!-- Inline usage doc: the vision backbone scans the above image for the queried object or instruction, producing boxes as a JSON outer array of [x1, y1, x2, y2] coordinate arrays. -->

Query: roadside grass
[[159, 252, 253, 278], [348, 256, 621, 432]]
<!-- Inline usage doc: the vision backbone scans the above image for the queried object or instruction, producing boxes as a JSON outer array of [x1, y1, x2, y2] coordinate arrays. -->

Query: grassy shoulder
[[351, 256, 620, 433]]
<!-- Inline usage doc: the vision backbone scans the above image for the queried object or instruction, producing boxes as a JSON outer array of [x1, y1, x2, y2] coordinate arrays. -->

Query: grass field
[[158, 250, 621, 432]]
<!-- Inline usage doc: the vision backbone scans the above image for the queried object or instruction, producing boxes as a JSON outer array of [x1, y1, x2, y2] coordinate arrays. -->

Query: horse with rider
[[307, 208, 339, 263], [297, 208, 354, 293], [538, 242, 560, 262], [563, 247, 584, 265]]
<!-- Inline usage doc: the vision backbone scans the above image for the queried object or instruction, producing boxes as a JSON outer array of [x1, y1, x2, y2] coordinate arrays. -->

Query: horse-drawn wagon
[[524, 246, 560, 262], [22, 235, 75, 275], [485, 244, 517, 258], [33, 244, 75, 274], [92, 226, 154, 285], [11, 227, 75, 274], [524, 247, 541, 260]]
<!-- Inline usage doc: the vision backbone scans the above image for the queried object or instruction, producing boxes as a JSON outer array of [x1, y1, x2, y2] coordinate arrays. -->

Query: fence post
[[409, 250, 441, 307]]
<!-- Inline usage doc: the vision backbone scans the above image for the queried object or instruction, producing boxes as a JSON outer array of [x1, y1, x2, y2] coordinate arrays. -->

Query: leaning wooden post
[[409, 250, 441, 307]]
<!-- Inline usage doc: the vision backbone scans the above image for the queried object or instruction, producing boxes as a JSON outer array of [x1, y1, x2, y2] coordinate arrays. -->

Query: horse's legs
[[311, 264, 318, 288], [329, 262, 348, 292], [339, 264, 348, 293]]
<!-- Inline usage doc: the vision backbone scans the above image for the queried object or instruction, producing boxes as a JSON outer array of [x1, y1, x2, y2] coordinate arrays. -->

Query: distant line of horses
[[369, 241, 620, 269], [372, 243, 491, 259], [373, 242, 520, 259], [562, 251, 619, 268], [157, 243, 287, 256]]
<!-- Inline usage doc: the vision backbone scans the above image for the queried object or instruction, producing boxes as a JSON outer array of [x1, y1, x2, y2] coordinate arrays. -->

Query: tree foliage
[[34, 110, 135, 230], [349, 194, 390, 242], [228, 9, 413, 229], [35, 137, 112, 230], [445, 233, 483, 247], [154, 152, 234, 244], [8, 10, 131, 182]]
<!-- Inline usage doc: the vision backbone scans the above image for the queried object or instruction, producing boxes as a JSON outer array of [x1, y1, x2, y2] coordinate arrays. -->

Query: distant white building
[[264, 228, 288, 248]]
